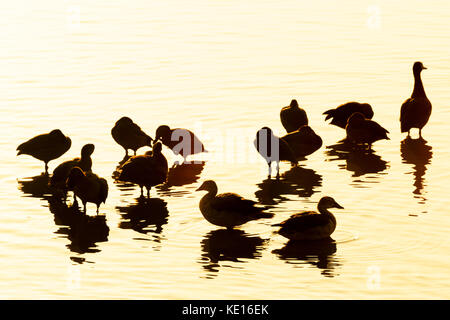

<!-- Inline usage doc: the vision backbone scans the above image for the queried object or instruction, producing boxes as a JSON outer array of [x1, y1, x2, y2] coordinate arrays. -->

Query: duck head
[[155, 125, 171, 144], [361, 103, 374, 119], [196, 180, 218, 194], [318, 196, 344, 209], [116, 116, 133, 126], [81, 144, 95, 157], [66, 167, 85, 189], [347, 112, 366, 125], [290, 99, 299, 108], [152, 141, 163, 154], [413, 61, 427, 74]]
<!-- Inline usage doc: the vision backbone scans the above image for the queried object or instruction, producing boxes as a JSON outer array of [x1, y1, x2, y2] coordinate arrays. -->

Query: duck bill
[[196, 186, 204, 191], [334, 202, 344, 209]]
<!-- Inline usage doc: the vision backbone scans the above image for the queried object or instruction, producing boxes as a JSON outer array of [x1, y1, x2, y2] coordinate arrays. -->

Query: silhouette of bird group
[[16, 61, 432, 242]]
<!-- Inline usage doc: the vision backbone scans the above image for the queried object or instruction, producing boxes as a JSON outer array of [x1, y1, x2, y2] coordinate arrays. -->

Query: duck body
[[274, 196, 343, 241], [400, 62, 432, 137], [155, 125, 206, 161], [118, 142, 168, 197], [66, 167, 108, 213], [281, 125, 323, 158], [17, 129, 71, 173], [50, 144, 95, 198], [111, 117, 153, 156], [345, 112, 389, 147], [254, 127, 297, 177], [197, 180, 273, 229], [280, 99, 308, 133], [323, 102, 374, 129]]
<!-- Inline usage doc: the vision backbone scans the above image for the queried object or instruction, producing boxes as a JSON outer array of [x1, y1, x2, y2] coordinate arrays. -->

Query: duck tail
[[323, 109, 335, 121]]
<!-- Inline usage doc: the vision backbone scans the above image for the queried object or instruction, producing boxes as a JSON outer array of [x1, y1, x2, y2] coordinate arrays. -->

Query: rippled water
[[1, 0, 450, 299]]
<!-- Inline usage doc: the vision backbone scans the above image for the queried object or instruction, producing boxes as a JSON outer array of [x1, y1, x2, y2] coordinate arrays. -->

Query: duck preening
[[117, 141, 168, 198], [50, 143, 95, 200], [273, 196, 344, 241], [155, 125, 206, 163], [280, 99, 308, 133], [254, 127, 297, 178], [400, 61, 432, 138], [345, 112, 389, 147], [66, 167, 108, 214], [281, 125, 323, 158], [196, 180, 273, 229], [111, 117, 153, 157], [323, 102, 374, 129], [17, 129, 71, 174]]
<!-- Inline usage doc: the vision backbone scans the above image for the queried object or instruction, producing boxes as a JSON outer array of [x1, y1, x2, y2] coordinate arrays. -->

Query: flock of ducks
[[16, 61, 432, 242]]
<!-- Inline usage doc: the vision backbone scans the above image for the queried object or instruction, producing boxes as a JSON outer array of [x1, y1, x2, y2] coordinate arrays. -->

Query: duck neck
[[318, 205, 336, 225], [204, 186, 218, 199], [412, 70, 426, 98], [80, 154, 92, 170]]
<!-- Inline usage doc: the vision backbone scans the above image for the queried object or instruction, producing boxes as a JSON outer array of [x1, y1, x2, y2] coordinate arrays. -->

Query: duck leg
[[275, 161, 280, 179], [147, 187, 151, 199], [267, 162, 272, 179], [83, 202, 87, 213], [419, 128, 423, 139], [44, 162, 49, 175]]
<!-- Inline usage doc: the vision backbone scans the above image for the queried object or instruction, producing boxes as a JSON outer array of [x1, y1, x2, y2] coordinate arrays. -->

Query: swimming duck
[[111, 117, 153, 157], [66, 167, 108, 214], [50, 144, 95, 200], [117, 141, 168, 198], [280, 99, 308, 133], [400, 62, 432, 138], [17, 129, 71, 174], [345, 112, 389, 147], [281, 125, 323, 158], [323, 102, 374, 129], [273, 196, 343, 240], [155, 125, 206, 163], [196, 180, 273, 229], [254, 127, 297, 178]]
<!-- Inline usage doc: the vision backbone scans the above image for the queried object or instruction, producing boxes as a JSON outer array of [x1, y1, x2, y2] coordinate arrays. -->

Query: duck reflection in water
[[17, 173, 52, 200], [272, 238, 340, 277], [200, 229, 267, 276], [47, 196, 109, 255], [325, 141, 388, 177], [116, 197, 169, 239], [157, 161, 205, 195], [255, 165, 322, 206], [400, 137, 432, 197]]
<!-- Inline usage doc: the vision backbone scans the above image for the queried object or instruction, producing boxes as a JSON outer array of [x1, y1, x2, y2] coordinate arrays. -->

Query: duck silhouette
[[117, 142, 168, 198], [345, 112, 389, 148], [400, 62, 432, 138], [155, 125, 206, 163], [196, 180, 273, 229], [254, 127, 297, 178], [323, 102, 374, 129], [111, 117, 153, 157], [280, 99, 308, 133], [281, 125, 323, 159], [17, 129, 71, 174]]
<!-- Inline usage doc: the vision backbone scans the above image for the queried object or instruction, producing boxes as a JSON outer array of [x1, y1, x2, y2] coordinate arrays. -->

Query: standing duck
[[280, 99, 308, 133], [117, 141, 168, 198], [345, 112, 389, 147], [155, 125, 206, 163], [323, 102, 374, 129], [50, 144, 95, 200], [66, 167, 108, 214], [196, 180, 273, 229], [281, 125, 323, 158], [17, 129, 71, 174], [273, 196, 344, 241], [400, 62, 432, 138], [111, 117, 153, 157], [254, 127, 297, 178]]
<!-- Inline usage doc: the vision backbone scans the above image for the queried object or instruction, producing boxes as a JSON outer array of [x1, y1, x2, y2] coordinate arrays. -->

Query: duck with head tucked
[[196, 180, 273, 229], [345, 112, 389, 148], [66, 167, 108, 214], [155, 125, 206, 164], [323, 102, 374, 129], [281, 125, 323, 159], [111, 117, 153, 157], [50, 143, 95, 201], [280, 99, 308, 133], [117, 141, 168, 198], [273, 196, 344, 241], [254, 127, 298, 178], [400, 61, 432, 138], [17, 129, 72, 174]]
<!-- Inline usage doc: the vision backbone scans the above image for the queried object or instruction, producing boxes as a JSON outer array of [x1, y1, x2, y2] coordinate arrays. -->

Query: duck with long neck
[[273, 196, 344, 241], [400, 61, 432, 138]]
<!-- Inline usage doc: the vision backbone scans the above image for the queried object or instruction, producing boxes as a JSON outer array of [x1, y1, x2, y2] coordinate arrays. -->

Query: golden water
[[1, 0, 449, 299]]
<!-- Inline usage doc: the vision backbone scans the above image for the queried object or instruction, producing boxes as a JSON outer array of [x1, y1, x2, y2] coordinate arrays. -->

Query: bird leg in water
[[276, 161, 280, 179], [147, 187, 151, 199], [267, 162, 272, 179]]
